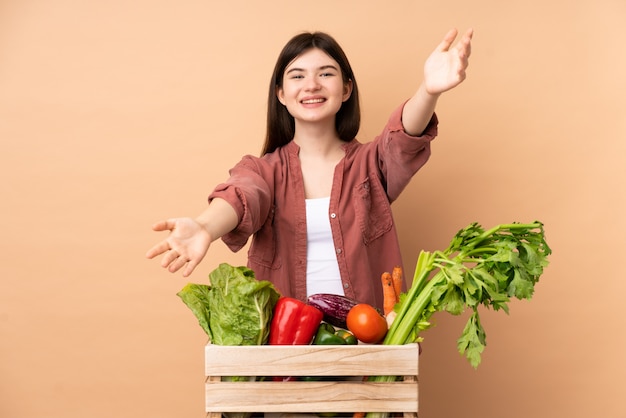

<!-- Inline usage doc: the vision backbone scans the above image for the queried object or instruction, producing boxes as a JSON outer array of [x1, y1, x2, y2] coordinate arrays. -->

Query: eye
[[320, 72, 335, 78]]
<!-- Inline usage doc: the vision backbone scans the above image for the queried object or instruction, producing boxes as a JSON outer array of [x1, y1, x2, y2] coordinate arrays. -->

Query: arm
[[145, 197, 238, 277], [402, 28, 473, 136]]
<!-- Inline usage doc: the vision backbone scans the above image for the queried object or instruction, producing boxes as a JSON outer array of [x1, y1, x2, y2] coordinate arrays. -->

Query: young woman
[[146, 28, 473, 310]]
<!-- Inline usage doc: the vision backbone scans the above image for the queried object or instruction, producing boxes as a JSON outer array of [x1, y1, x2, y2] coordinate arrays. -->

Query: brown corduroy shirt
[[208, 102, 438, 310]]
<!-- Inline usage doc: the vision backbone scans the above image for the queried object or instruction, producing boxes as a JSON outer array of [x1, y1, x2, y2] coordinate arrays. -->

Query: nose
[[304, 76, 321, 91]]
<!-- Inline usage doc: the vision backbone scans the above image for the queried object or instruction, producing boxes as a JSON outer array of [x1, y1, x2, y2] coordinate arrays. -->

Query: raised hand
[[146, 217, 211, 277], [423, 28, 473, 95]]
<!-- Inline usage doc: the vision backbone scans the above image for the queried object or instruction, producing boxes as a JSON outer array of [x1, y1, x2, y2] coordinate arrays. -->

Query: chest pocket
[[352, 177, 393, 245]]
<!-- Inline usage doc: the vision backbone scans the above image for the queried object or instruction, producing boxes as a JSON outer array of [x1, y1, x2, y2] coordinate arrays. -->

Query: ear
[[276, 85, 286, 105], [342, 79, 353, 102]]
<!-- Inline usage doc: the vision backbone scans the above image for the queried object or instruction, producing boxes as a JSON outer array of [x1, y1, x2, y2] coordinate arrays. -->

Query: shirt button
[[330, 213, 337, 219], [343, 283, 349, 289]]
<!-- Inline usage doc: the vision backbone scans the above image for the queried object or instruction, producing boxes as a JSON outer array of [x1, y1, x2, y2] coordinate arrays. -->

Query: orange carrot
[[391, 266, 403, 303], [381, 271, 396, 316]]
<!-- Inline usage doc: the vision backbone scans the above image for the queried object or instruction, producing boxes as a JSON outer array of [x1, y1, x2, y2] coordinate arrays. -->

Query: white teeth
[[302, 98, 325, 104]]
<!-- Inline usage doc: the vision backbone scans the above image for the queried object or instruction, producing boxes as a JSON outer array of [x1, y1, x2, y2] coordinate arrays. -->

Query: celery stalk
[[365, 221, 551, 418]]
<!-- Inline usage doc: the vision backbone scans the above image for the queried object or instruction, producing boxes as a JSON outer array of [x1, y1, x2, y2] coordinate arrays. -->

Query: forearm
[[195, 197, 239, 243], [401, 83, 440, 136]]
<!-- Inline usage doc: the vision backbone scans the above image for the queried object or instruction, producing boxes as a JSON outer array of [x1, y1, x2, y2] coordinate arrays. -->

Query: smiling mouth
[[301, 98, 325, 104]]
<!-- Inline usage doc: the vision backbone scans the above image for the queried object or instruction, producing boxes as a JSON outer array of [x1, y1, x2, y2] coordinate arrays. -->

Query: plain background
[[1, 1, 625, 417]]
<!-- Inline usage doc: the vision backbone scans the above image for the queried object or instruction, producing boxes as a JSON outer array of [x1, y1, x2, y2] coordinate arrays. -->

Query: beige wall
[[1, 1, 624, 417]]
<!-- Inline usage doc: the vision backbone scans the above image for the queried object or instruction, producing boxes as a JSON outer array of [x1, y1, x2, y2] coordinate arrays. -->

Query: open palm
[[146, 217, 211, 277], [423, 28, 473, 95]]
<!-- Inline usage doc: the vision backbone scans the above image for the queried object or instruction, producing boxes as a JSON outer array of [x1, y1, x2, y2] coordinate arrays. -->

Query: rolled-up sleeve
[[208, 156, 273, 252], [378, 102, 439, 201]]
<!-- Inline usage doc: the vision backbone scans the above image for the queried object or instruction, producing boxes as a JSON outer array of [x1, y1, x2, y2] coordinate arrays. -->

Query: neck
[[293, 120, 343, 156]]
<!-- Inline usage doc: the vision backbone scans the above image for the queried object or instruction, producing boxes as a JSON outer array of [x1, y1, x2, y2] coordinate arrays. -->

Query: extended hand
[[145, 217, 211, 277], [423, 28, 473, 95]]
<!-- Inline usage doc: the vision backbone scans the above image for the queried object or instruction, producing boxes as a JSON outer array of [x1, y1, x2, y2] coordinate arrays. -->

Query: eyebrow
[[286, 64, 339, 74]]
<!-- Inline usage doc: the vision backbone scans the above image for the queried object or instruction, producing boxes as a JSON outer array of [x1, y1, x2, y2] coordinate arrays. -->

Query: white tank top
[[305, 197, 345, 297]]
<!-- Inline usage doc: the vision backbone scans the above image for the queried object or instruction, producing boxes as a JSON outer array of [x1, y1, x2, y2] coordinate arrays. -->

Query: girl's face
[[277, 48, 352, 128]]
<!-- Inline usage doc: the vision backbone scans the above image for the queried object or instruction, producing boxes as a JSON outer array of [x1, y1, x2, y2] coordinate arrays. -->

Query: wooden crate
[[205, 343, 419, 417]]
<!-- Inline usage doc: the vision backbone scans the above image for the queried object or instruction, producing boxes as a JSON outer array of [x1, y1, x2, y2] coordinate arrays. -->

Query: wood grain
[[205, 343, 419, 416]]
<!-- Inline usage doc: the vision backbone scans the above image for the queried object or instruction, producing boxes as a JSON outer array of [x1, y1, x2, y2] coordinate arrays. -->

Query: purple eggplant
[[306, 293, 362, 329]]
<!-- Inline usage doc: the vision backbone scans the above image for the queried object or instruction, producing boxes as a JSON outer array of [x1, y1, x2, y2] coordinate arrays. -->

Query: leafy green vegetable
[[385, 221, 551, 367], [383, 221, 552, 368], [177, 263, 281, 346], [365, 221, 551, 418], [177, 282, 212, 337]]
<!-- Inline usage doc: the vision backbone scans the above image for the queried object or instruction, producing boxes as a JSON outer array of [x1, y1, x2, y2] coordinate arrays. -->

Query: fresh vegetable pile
[[178, 221, 550, 416]]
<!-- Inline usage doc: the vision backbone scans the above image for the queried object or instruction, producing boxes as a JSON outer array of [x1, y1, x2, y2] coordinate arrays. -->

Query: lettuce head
[[177, 263, 280, 346]]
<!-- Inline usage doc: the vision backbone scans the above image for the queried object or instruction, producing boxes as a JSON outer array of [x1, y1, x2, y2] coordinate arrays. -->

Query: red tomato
[[346, 303, 388, 344]]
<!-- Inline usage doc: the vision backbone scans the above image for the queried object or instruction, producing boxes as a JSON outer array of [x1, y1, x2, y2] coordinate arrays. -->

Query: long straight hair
[[261, 32, 360, 156]]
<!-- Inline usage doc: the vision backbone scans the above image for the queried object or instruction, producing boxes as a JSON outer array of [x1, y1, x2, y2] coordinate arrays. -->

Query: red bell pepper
[[269, 297, 323, 345]]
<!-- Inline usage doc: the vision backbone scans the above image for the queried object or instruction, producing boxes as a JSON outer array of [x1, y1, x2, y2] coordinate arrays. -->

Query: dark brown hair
[[261, 32, 360, 155]]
